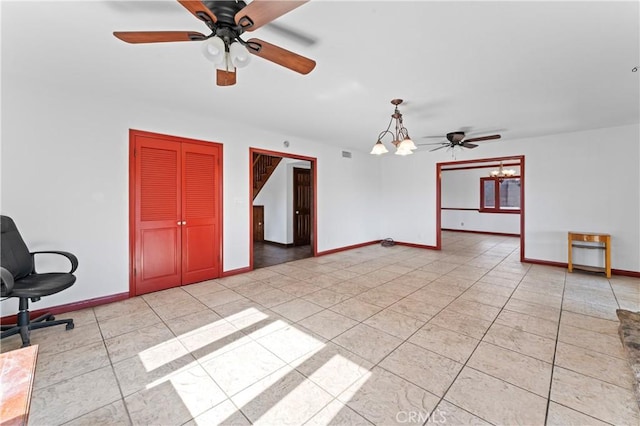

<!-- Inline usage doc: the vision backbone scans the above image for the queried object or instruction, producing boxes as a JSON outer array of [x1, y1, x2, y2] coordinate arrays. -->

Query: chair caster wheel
[[47, 315, 55, 321], [66, 323, 74, 330]]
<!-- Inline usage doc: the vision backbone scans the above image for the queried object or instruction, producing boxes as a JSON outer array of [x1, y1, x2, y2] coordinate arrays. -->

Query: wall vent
[[341, 150, 352, 159]]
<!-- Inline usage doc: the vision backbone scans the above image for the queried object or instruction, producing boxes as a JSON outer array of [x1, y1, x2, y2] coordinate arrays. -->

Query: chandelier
[[370, 99, 417, 156], [490, 162, 517, 179]]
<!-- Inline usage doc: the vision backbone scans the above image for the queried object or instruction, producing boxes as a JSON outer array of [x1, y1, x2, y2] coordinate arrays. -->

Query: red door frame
[[436, 155, 525, 261], [249, 148, 317, 270], [129, 129, 224, 296]]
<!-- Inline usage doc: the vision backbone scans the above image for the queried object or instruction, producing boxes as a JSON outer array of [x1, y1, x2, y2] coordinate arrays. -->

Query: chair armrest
[[1, 267, 15, 295], [30, 251, 79, 274]]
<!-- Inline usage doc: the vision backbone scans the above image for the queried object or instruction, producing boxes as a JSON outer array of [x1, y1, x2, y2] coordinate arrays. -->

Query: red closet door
[[134, 136, 182, 295], [181, 142, 221, 285]]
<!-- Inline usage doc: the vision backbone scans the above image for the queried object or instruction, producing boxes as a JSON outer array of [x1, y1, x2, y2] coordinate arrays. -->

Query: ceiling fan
[[420, 131, 501, 152], [113, 0, 316, 86]]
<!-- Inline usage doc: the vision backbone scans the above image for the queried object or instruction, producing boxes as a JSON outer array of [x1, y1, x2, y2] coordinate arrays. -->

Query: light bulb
[[398, 138, 417, 151], [229, 42, 251, 68], [201, 37, 225, 64], [370, 140, 388, 155]]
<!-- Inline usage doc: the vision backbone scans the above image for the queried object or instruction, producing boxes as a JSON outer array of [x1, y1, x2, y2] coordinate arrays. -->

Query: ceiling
[[2, 1, 639, 153]]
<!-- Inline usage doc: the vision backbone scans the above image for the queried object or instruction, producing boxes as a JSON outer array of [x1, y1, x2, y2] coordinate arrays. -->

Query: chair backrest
[[1, 215, 33, 280]]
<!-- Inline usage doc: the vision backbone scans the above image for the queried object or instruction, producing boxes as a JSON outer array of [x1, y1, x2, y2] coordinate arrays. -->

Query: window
[[480, 177, 521, 213]]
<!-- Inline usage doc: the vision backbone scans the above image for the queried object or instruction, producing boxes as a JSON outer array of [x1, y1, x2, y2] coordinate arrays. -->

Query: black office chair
[[1, 215, 77, 347]]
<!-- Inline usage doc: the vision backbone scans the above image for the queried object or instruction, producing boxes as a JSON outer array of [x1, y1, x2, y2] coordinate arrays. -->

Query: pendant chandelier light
[[489, 162, 517, 179], [370, 99, 417, 156]]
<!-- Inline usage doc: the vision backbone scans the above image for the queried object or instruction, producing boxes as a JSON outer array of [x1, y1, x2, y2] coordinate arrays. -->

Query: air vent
[[341, 150, 352, 159]]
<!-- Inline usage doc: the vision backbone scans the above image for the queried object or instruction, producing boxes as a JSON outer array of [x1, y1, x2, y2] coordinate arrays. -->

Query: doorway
[[249, 148, 317, 269], [129, 129, 223, 296], [436, 155, 525, 261]]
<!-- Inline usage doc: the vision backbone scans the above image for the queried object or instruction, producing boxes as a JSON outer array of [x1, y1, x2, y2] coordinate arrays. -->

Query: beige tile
[[98, 309, 162, 340], [409, 323, 479, 364], [113, 342, 197, 397], [546, 402, 609, 426], [459, 288, 510, 308], [305, 400, 374, 426], [555, 341, 634, 389], [63, 307, 98, 327], [484, 323, 556, 363], [504, 298, 560, 322], [511, 287, 562, 308], [188, 399, 250, 426], [355, 288, 402, 307], [94, 297, 150, 322], [64, 400, 132, 426], [494, 309, 559, 339], [150, 297, 209, 321], [302, 288, 352, 308], [338, 366, 439, 425], [182, 279, 228, 297], [477, 275, 520, 289], [125, 365, 227, 425], [560, 310, 619, 335], [406, 288, 456, 307], [164, 309, 223, 336], [298, 309, 358, 340], [429, 310, 492, 340], [330, 298, 382, 321], [363, 309, 425, 340], [387, 298, 440, 322], [562, 297, 619, 321], [445, 367, 547, 425], [256, 324, 325, 364], [550, 366, 640, 425], [232, 368, 333, 425], [444, 299, 501, 322], [279, 282, 323, 297], [23, 321, 104, 356], [248, 288, 296, 308], [333, 324, 402, 364], [228, 310, 290, 340], [201, 340, 286, 396], [433, 400, 491, 425], [197, 289, 245, 309], [34, 340, 110, 389], [296, 342, 373, 397], [142, 287, 196, 308], [227, 281, 272, 298], [217, 274, 257, 287], [467, 342, 552, 397], [211, 298, 262, 319], [104, 323, 176, 364], [376, 282, 420, 297], [270, 298, 324, 322], [30, 366, 121, 425], [179, 319, 253, 362], [558, 323, 626, 359], [380, 342, 463, 396], [468, 281, 515, 297]]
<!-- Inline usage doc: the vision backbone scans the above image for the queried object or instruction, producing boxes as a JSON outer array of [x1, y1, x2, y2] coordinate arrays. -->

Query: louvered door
[[131, 130, 222, 296], [181, 143, 220, 285]]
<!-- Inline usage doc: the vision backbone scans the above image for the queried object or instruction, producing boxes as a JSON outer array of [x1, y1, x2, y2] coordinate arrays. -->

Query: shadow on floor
[[254, 242, 312, 268]]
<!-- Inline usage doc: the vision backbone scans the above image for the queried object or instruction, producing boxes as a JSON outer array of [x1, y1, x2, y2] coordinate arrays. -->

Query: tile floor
[[253, 242, 312, 269], [2, 232, 639, 425]]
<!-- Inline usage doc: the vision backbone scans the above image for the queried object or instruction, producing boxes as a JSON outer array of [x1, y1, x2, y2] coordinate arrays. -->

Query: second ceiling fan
[[420, 131, 501, 152], [113, 0, 316, 86]]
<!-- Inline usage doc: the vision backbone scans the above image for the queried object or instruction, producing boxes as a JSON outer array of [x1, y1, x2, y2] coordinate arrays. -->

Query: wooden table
[[568, 231, 611, 278], [0, 345, 38, 426]]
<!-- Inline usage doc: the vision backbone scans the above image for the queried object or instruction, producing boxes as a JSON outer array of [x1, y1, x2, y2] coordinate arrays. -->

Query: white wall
[[379, 124, 640, 272], [441, 166, 521, 234], [253, 159, 310, 245], [1, 82, 382, 314]]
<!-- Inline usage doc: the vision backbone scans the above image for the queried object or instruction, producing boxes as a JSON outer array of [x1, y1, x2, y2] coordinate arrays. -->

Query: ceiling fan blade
[[421, 135, 446, 139], [429, 145, 449, 152], [246, 38, 316, 74], [461, 143, 478, 149], [463, 134, 501, 143], [417, 142, 448, 146], [177, 0, 217, 28], [113, 31, 206, 43], [236, 0, 308, 32], [217, 68, 237, 86]]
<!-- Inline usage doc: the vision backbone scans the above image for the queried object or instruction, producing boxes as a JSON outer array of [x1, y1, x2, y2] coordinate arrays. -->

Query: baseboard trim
[[393, 241, 439, 250], [317, 240, 380, 256], [261, 240, 295, 248], [0, 292, 129, 325], [441, 228, 520, 237], [523, 257, 640, 278]]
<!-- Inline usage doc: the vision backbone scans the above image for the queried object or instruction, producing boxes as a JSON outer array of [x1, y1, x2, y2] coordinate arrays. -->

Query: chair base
[[1, 310, 74, 347]]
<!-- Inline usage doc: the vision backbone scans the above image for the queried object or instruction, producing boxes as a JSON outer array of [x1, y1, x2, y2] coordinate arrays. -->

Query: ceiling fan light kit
[[113, 0, 316, 86], [370, 99, 417, 156]]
